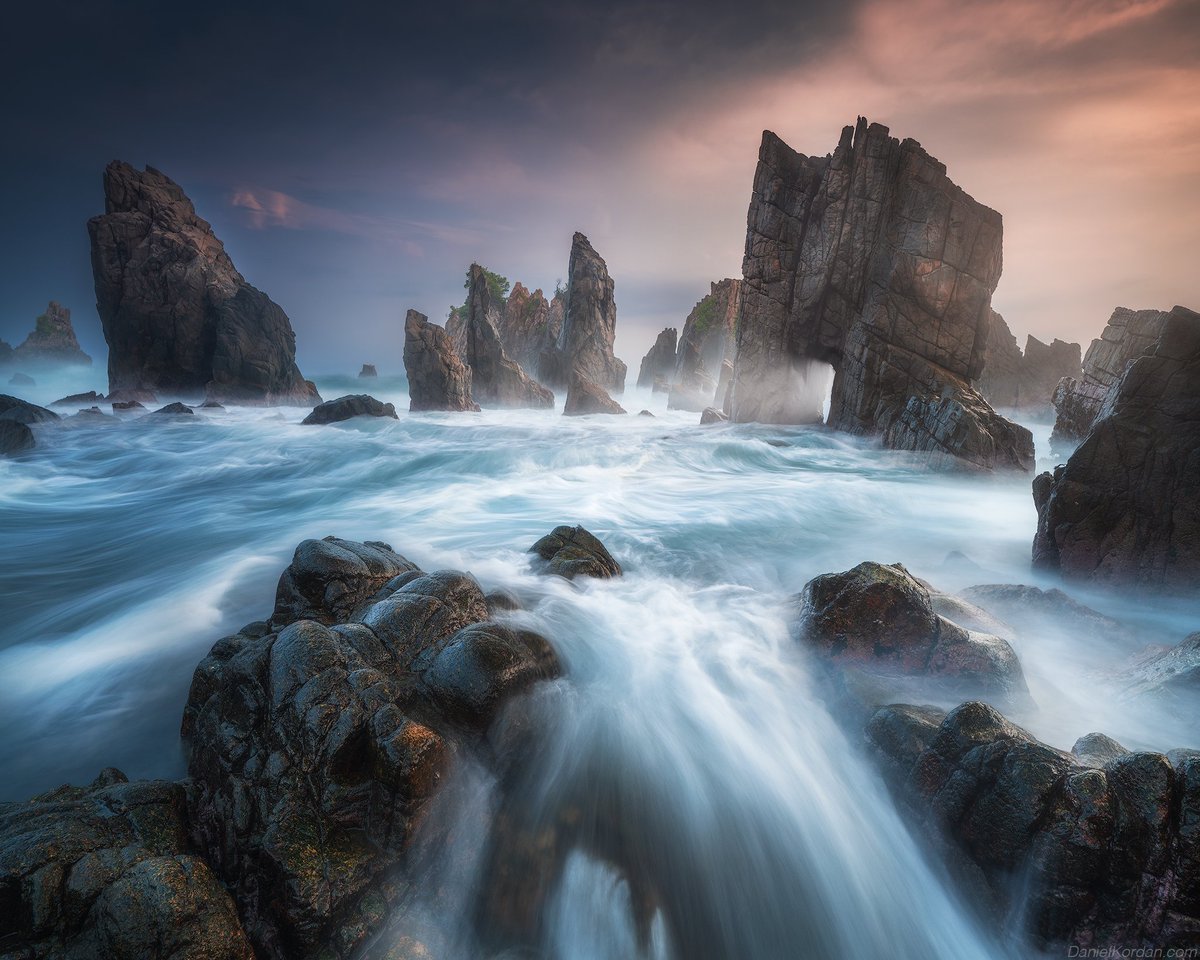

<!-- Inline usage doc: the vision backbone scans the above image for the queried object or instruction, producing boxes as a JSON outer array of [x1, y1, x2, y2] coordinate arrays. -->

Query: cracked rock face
[[1051, 306, 1170, 445], [403, 309, 479, 412], [0, 769, 253, 960], [728, 119, 1031, 470], [183, 537, 561, 958], [464, 265, 554, 408], [866, 701, 1200, 950], [1033, 305, 1200, 590], [546, 233, 626, 393], [87, 162, 320, 405]]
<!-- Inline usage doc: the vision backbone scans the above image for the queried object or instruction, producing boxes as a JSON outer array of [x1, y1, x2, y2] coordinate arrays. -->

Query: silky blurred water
[[2, 369, 1196, 958]]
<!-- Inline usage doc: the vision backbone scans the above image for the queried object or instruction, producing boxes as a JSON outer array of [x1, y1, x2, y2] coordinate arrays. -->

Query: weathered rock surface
[[669, 279, 741, 411], [728, 120, 1032, 470], [794, 562, 1027, 713], [544, 233, 626, 393], [88, 162, 320, 405], [496, 283, 563, 377], [112, 399, 146, 412], [976, 311, 1081, 411], [529, 525, 622, 580], [184, 537, 562, 957], [1033, 306, 1200, 589], [403, 309, 479, 412], [11, 302, 92, 368], [0, 395, 59, 425], [0, 418, 35, 455], [1120, 633, 1200, 719], [1052, 307, 1170, 445], [51, 391, 104, 407], [957, 584, 1132, 647], [637, 328, 677, 390], [464, 265, 554, 408], [0, 768, 253, 959], [866, 700, 1200, 949], [301, 394, 398, 425], [563, 368, 625, 416]]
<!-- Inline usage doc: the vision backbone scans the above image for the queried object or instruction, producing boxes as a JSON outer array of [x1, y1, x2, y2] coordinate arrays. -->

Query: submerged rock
[[728, 119, 1032, 470], [184, 538, 562, 957], [1051, 306, 1170, 445], [301, 394, 398, 425], [866, 700, 1200, 950], [637, 327, 677, 390], [0, 769, 253, 959], [88, 161, 320, 405], [463, 265, 554, 408], [564, 368, 625, 416], [529, 525, 622, 580], [11, 301, 92, 368], [1033, 305, 1200, 589], [794, 562, 1027, 714], [0, 418, 35, 455], [403, 309, 479, 413], [544, 233, 626, 393]]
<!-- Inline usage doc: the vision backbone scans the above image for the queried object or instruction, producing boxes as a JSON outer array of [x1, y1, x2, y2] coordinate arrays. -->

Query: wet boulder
[[529, 525, 622, 580], [866, 701, 1200, 950], [794, 562, 1027, 713], [150, 401, 194, 417], [563, 368, 625, 415], [699, 407, 728, 424], [301, 394, 398, 425], [0, 395, 59, 425], [0, 419, 35, 456], [0, 769, 253, 960], [111, 399, 146, 412]]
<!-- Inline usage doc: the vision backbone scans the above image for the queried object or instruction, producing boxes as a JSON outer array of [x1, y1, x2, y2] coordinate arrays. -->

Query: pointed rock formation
[[976, 311, 1082, 411], [729, 120, 1032, 470], [1033, 305, 1200, 589], [87, 162, 320, 405], [545, 233, 627, 393], [1051, 306, 1170, 445], [564, 367, 625, 415], [497, 282, 563, 377], [464, 264, 554, 408], [12, 301, 92, 367], [403, 309, 479, 412], [637, 328, 677, 389], [669, 279, 741, 411]]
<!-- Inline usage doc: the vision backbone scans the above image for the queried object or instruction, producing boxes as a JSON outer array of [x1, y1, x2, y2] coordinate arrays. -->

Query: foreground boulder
[[463, 265, 554, 408], [794, 562, 1027, 714], [866, 701, 1200, 949], [728, 120, 1032, 470], [563, 368, 625, 415], [0, 768, 253, 959], [11, 301, 92, 368], [1033, 306, 1200, 589], [1052, 306, 1170, 445], [529, 525, 622, 580], [184, 537, 561, 957], [0, 395, 59, 425], [403, 309, 479, 412], [88, 162, 320, 405], [302, 394, 398, 425], [543, 233, 627, 393]]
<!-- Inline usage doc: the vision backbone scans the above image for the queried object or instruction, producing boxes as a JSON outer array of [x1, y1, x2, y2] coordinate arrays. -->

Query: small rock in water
[[112, 399, 146, 411], [564, 367, 625, 416], [151, 401, 195, 417], [302, 393, 398, 424], [200, 399, 225, 409], [359, 363, 378, 378], [699, 407, 727, 424], [0, 395, 59, 424], [529, 524, 622, 580], [638, 409, 655, 417]]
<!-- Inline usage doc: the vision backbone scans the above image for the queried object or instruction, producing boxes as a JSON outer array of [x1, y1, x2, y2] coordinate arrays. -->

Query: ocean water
[[1, 370, 1195, 957]]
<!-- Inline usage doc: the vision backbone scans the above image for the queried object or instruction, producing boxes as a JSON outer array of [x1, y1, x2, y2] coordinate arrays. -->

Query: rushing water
[[2, 370, 1196, 958]]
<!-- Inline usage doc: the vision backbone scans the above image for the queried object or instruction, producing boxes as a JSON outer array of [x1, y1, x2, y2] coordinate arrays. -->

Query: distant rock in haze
[[403, 309, 479, 412], [302, 394, 398, 425], [464, 264, 554, 408], [11, 301, 92, 368], [88, 161, 320, 406], [358, 363, 378, 378], [543, 233, 627, 393], [976, 310, 1082, 412], [1051, 306, 1170, 445], [669, 279, 741, 411], [1033, 305, 1200, 589], [728, 119, 1032, 471], [8, 372, 35, 387], [564, 367, 625, 415], [0, 340, 11, 366], [637, 327, 677, 389]]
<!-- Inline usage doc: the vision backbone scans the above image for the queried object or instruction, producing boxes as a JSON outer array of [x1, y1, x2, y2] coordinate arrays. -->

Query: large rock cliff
[[87, 162, 319, 405], [545, 233, 626, 393], [728, 120, 1032, 470], [1033, 305, 1200, 589]]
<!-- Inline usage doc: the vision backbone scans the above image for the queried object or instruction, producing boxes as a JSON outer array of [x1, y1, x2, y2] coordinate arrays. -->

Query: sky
[[1, 0, 1198, 376]]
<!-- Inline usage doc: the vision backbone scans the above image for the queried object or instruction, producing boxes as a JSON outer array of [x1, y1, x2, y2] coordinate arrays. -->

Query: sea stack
[[729, 119, 1032, 471], [637, 328, 677, 390], [11, 302, 92, 368], [463, 264, 554, 408], [1033, 305, 1200, 589], [403, 309, 479, 412], [547, 233, 627, 393], [87, 162, 320, 405], [668, 279, 741, 411]]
